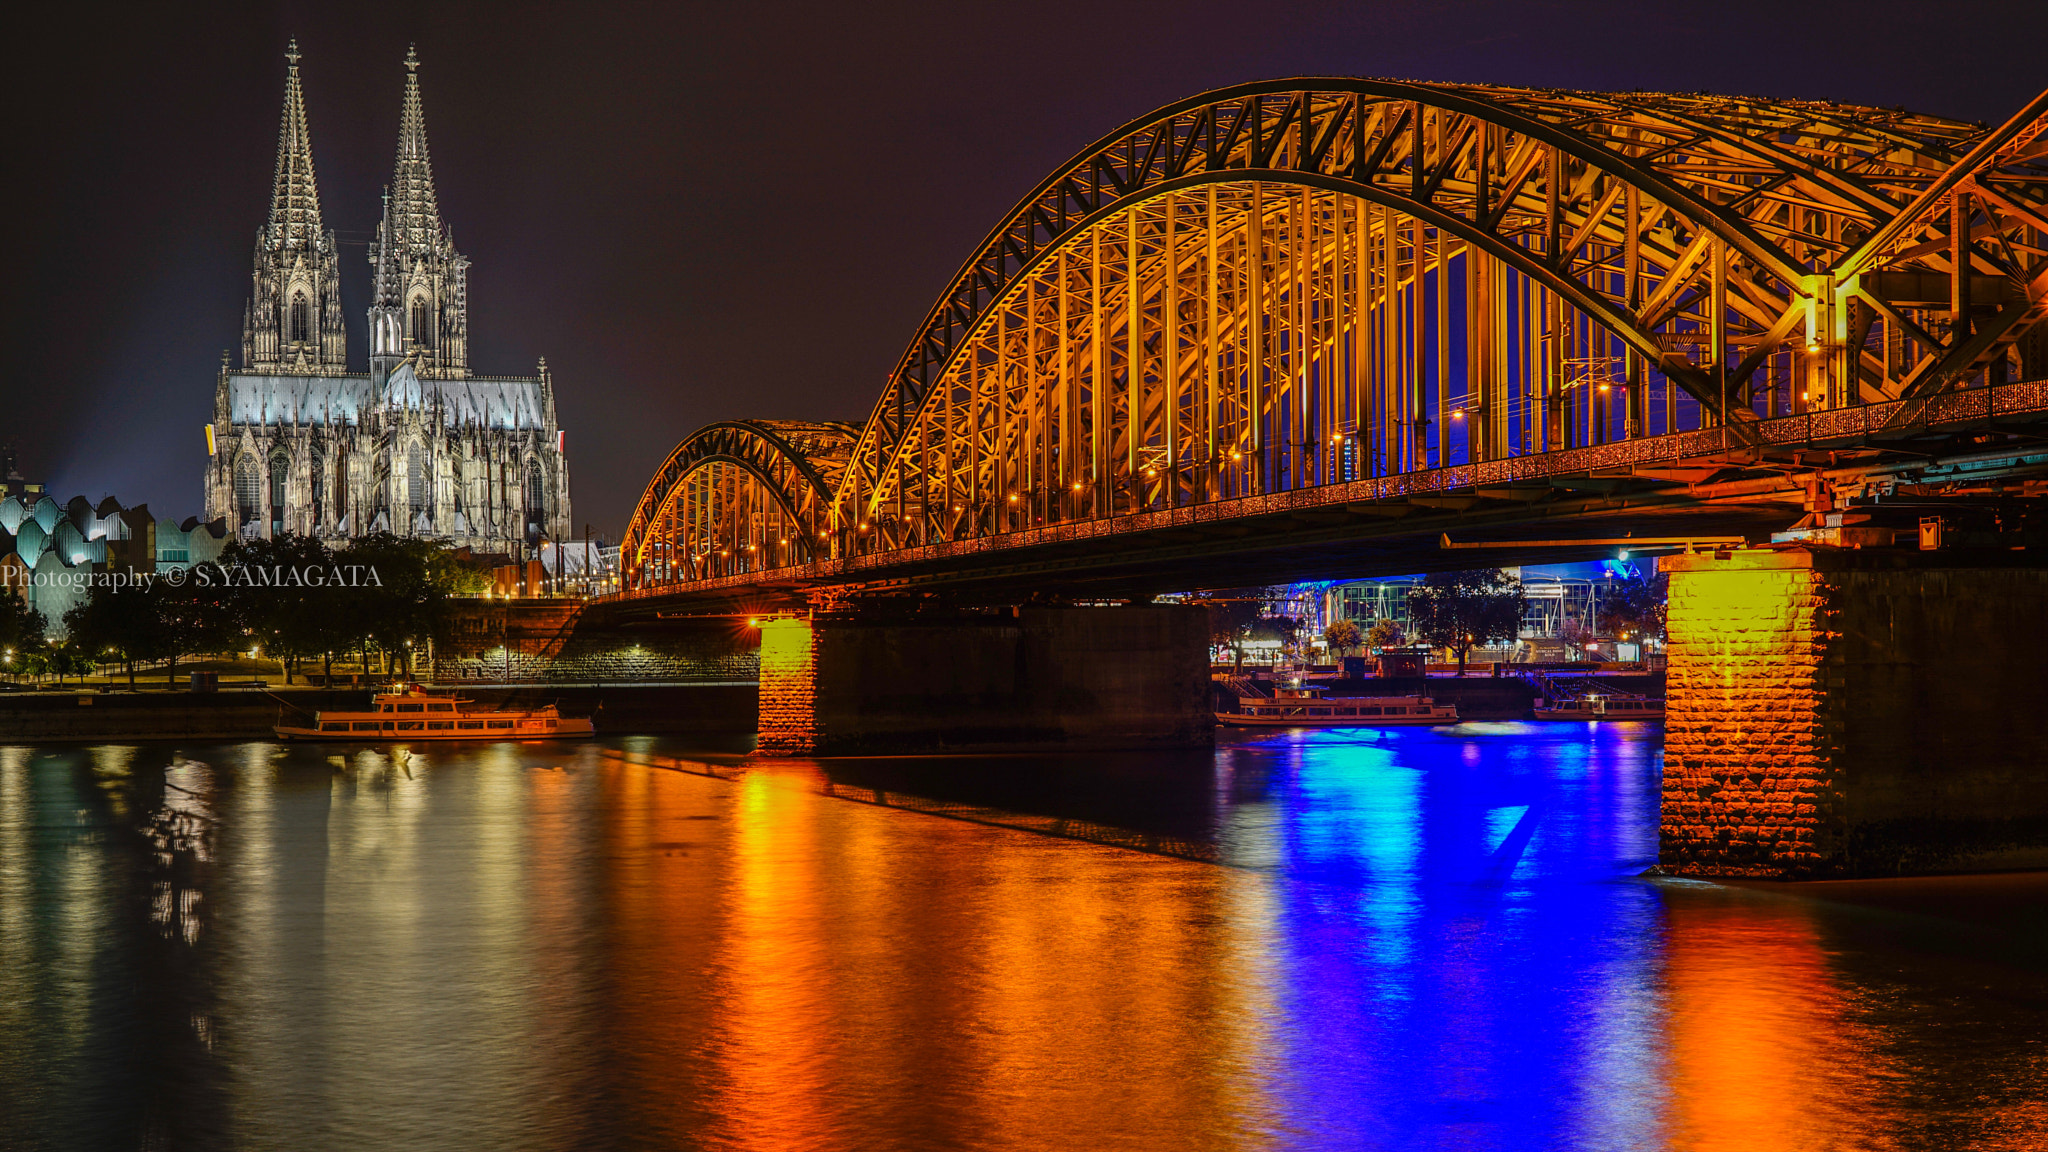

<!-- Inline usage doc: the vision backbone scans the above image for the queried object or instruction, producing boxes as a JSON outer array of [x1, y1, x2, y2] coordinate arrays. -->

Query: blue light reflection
[[1219, 722, 1667, 1151]]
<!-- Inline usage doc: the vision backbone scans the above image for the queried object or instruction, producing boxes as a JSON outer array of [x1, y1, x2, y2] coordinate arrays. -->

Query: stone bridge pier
[[1661, 548, 2048, 879], [756, 604, 1214, 756]]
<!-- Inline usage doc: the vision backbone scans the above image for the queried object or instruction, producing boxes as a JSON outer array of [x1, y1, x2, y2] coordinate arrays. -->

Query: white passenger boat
[[274, 684, 595, 741], [1532, 692, 1665, 721], [1220, 684, 1458, 727]]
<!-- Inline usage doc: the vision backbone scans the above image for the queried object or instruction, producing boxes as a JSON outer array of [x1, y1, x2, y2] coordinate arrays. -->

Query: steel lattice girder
[[621, 78, 2048, 593], [620, 420, 856, 584]]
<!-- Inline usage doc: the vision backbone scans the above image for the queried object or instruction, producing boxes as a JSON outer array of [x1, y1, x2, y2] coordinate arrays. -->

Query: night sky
[[7, 0, 2042, 536]]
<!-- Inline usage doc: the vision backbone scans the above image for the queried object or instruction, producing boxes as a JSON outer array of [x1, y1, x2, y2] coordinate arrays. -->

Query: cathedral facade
[[205, 43, 571, 555]]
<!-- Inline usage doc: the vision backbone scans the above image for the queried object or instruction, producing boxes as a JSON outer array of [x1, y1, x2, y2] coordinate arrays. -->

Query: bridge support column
[[1660, 548, 2048, 879], [756, 605, 1213, 756]]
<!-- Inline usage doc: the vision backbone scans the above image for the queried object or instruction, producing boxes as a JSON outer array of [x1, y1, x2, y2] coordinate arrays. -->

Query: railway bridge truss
[[616, 78, 2048, 612]]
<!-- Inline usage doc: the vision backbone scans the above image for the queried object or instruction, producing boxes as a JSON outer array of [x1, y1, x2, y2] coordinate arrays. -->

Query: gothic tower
[[368, 46, 469, 382], [242, 41, 347, 374]]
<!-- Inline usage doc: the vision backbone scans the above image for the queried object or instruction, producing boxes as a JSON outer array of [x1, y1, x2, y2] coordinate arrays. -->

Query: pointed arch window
[[234, 456, 261, 527], [334, 443, 348, 526], [524, 460, 545, 541], [310, 450, 324, 527], [411, 299, 434, 349], [269, 454, 290, 535], [291, 293, 310, 344], [409, 444, 430, 518]]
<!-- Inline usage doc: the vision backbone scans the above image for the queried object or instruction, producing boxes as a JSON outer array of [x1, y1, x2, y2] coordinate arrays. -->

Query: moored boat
[[274, 684, 595, 740], [1532, 692, 1664, 721], [1219, 683, 1458, 727]]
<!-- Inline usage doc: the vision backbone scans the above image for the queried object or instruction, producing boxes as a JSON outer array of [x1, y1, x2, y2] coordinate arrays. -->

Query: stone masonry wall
[[756, 617, 819, 754], [1661, 552, 1839, 877], [1662, 548, 2048, 879], [432, 599, 757, 684]]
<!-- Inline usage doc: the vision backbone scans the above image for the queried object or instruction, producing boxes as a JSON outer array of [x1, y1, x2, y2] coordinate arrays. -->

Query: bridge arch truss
[[620, 420, 856, 585], [623, 78, 2048, 586]]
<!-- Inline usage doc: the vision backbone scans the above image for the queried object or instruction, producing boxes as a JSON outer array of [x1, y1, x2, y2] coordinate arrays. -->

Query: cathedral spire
[[243, 40, 347, 374], [389, 45, 444, 250], [267, 39, 324, 249], [370, 45, 469, 380]]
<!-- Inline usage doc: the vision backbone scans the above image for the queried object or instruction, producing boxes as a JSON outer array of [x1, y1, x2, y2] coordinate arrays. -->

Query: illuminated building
[[203, 42, 571, 556], [0, 494, 204, 626]]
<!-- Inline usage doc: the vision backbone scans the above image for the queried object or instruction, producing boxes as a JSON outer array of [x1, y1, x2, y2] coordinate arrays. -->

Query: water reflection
[[0, 725, 2042, 1151]]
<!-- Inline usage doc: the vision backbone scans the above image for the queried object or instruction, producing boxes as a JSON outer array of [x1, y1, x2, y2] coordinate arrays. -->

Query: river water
[[2, 726, 2044, 1151]]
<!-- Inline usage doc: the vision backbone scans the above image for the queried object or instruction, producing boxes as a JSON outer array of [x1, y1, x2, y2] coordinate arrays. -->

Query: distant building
[[204, 42, 571, 555], [0, 493, 206, 629], [1309, 562, 1653, 661], [0, 444, 42, 502]]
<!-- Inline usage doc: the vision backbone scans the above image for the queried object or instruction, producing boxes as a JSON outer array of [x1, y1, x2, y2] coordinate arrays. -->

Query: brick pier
[[1661, 548, 2048, 879]]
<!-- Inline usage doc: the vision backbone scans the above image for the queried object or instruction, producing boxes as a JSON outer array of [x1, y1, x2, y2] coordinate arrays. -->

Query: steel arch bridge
[[620, 78, 2048, 598]]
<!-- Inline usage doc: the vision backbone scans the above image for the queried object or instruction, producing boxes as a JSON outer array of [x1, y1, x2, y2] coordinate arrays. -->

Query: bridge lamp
[[1230, 451, 1242, 460], [1618, 549, 1631, 561], [1008, 494, 1019, 503]]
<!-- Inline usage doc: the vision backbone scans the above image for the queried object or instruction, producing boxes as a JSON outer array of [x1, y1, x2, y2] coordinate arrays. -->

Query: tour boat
[[1532, 692, 1665, 721], [273, 684, 596, 741], [1220, 684, 1458, 727]]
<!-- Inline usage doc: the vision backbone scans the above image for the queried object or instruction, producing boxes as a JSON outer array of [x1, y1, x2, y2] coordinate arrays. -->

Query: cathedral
[[205, 42, 571, 555]]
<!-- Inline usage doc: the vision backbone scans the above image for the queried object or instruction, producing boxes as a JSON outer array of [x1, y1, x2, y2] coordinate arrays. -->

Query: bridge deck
[[603, 378, 2048, 614]]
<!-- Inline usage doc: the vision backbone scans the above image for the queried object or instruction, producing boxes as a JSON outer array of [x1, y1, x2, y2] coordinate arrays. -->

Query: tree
[[1406, 568, 1527, 676], [155, 572, 239, 686], [1600, 565, 1669, 644], [1366, 618, 1405, 650], [1257, 613, 1303, 658], [1558, 619, 1597, 662], [1322, 618, 1363, 657], [1189, 587, 1277, 672], [216, 534, 341, 684], [47, 645, 92, 686], [64, 581, 164, 687], [0, 593, 45, 679], [341, 532, 480, 678]]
